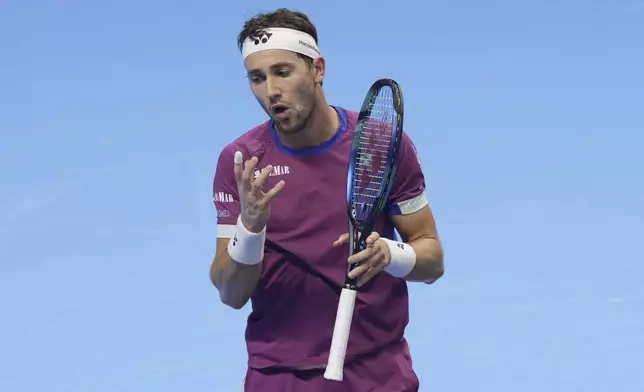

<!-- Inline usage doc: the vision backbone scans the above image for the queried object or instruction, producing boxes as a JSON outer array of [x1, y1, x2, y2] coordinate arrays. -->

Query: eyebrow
[[247, 62, 295, 75]]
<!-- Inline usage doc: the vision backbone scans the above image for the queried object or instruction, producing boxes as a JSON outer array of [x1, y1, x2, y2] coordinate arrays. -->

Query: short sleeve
[[386, 132, 428, 216], [213, 145, 241, 239]]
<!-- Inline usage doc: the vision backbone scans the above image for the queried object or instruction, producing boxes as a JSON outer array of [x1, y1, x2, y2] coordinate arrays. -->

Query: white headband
[[241, 27, 321, 61]]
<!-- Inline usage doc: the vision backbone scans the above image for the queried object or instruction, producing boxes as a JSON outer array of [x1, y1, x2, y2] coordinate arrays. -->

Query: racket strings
[[351, 86, 398, 222]]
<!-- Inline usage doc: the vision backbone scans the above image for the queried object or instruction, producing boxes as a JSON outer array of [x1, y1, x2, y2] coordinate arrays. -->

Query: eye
[[249, 75, 264, 84], [276, 69, 291, 77]]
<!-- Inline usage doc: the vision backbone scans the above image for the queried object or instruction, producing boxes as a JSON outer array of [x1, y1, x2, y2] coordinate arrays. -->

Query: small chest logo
[[254, 165, 290, 178], [213, 192, 234, 203]]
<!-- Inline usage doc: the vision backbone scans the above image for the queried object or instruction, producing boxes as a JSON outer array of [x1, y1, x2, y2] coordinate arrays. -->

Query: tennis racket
[[324, 78, 405, 381]]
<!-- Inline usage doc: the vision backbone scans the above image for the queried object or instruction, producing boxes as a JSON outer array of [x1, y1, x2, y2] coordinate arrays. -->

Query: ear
[[312, 56, 326, 85]]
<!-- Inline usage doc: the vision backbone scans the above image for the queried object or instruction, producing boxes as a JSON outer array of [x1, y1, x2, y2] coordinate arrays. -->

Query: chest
[[257, 148, 352, 252]]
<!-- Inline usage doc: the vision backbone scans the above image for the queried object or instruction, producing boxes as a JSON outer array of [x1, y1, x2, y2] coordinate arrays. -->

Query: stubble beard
[[274, 94, 317, 135]]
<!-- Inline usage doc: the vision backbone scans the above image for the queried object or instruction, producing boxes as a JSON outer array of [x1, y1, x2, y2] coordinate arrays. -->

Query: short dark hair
[[237, 8, 319, 65]]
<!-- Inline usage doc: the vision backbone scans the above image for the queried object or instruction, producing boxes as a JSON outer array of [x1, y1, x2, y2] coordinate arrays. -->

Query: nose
[[265, 76, 281, 102]]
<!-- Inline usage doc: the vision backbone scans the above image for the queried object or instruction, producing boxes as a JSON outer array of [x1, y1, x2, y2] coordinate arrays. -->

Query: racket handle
[[324, 287, 357, 381]]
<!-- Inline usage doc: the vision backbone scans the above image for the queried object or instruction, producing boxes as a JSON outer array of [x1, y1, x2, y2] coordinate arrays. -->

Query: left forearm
[[405, 237, 444, 283], [386, 205, 445, 283]]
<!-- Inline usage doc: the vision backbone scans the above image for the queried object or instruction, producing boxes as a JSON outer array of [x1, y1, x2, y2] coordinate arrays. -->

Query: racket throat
[[345, 228, 365, 290]]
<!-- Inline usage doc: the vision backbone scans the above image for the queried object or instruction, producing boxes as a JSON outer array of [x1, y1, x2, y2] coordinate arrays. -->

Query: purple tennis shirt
[[213, 106, 428, 370]]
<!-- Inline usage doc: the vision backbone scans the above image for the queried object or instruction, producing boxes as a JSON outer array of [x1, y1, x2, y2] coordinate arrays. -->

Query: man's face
[[244, 49, 319, 134]]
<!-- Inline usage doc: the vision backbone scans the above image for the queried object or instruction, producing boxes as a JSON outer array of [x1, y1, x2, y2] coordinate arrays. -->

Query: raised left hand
[[332, 231, 391, 287]]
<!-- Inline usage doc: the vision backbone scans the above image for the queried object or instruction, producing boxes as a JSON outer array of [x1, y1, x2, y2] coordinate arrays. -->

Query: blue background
[[1, 0, 642, 391]]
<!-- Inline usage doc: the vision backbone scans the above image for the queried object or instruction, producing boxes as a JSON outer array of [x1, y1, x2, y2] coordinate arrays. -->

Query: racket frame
[[324, 78, 405, 381]]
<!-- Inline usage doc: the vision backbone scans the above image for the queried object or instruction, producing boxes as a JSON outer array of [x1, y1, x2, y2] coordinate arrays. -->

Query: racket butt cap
[[323, 369, 344, 381]]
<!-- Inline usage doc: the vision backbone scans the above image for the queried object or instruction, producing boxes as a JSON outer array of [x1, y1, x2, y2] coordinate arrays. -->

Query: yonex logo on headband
[[252, 33, 273, 45], [242, 27, 321, 61]]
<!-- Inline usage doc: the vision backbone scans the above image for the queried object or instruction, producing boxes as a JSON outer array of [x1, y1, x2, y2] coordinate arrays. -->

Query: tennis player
[[210, 8, 444, 392]]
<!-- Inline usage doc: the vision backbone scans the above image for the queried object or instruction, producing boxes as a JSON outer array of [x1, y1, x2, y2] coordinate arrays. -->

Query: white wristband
[[381, 238, 417, 278], [226, 216, 266, 265]]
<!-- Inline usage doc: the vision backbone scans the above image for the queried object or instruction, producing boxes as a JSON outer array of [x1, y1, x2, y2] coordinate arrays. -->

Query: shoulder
[[216, 121, 273, 163], [342, 107, 360, 125], [340, 107, 359, 131], [334, 106, 417, 148], [333, 106, 359, 141], [213, 122, 273, 184]]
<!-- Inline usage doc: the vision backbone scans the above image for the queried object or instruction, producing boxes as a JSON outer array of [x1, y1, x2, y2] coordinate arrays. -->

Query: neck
[[275, 95, 339, 150]]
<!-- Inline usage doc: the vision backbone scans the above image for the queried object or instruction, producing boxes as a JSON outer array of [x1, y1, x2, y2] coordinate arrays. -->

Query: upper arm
[[210, 146, 241, 284], [213, 145, 242, 251], [386, 133, 443, 283], [386, 132, 438, 242]]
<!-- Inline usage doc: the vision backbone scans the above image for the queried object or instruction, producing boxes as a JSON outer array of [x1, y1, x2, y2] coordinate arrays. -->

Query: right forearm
[[210, 150, 283, 309], [211, 251, 262, 309]]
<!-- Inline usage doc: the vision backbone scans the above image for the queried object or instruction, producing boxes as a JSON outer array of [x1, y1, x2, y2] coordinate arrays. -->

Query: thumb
[[333, 233, 350, 246]]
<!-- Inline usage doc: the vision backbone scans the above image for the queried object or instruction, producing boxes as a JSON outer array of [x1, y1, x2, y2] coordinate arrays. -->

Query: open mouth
[[271, 104, 290, 117]]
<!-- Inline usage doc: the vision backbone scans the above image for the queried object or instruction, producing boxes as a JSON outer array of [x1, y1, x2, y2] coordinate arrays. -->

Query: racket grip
[[324, 287, 357, 381]]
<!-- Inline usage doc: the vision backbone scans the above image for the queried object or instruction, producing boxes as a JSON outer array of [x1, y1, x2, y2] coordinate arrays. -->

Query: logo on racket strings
[[358, 153, 373, 168]]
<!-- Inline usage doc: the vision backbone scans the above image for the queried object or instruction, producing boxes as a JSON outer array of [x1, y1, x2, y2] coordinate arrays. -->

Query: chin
[[274, 117, 305, 134], [275, 124, 303, 134]]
